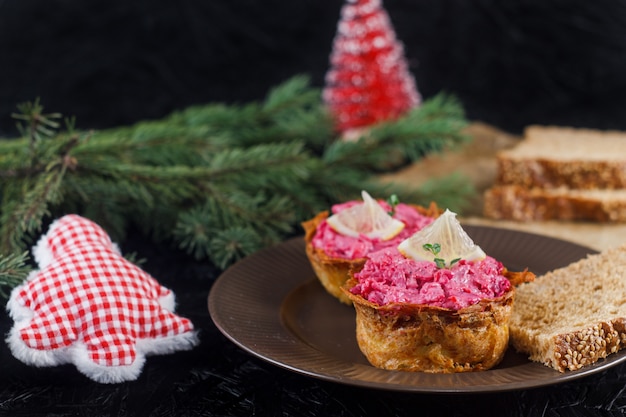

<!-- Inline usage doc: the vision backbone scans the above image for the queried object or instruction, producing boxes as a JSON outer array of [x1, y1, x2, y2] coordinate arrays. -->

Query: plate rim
[[209, 225, 626, 393]]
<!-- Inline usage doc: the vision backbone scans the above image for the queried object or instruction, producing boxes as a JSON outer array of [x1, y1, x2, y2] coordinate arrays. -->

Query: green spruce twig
[[0, 76, 475, 301], [0, 251, 32, 299]]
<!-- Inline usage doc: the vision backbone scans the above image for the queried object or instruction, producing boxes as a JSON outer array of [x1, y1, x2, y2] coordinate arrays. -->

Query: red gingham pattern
[[12, 215, 195, 367]]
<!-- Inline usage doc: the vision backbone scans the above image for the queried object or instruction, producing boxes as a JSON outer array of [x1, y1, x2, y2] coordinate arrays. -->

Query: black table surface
[[1, 238, 626, 417]]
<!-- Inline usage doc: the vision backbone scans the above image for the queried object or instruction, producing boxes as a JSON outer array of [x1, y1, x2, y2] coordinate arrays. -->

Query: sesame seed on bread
[[509, 243, 626, 372]]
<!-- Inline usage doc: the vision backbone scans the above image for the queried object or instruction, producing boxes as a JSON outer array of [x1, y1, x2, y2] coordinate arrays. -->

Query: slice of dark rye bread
[[496, 125, 626, 190], [509, 243, 626, 372]]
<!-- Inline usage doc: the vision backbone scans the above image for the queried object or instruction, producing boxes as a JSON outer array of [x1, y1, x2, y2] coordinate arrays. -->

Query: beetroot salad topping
[[311, 201, 434, 260], [350, 248, 511, 310]]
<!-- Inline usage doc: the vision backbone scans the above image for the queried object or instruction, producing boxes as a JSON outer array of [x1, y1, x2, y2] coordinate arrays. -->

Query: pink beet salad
[[311, 200, 434, 260], [349, 248, 512, 310]]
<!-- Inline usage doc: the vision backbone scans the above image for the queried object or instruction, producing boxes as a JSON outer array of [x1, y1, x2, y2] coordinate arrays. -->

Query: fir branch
[[373, 94, 470, 160], [65, 141, 312, 215], [0, 102, 82, 253], [0, 251, 31, 299], [11, 98, 62, 138], [205, 141, 311, 189], [323, 93, 470, 171], [75, 163, 202, 203], [163, 75, 334, 151], [173, 191, 296, 264], [0, 76, 475, 302], [11, 98, 63, 167], [0, 162, 66, 253], [262, 75, 322, 114], [209, 227, 263, 270], [84, 122, 225, 166], [58, 140, 314, 247]]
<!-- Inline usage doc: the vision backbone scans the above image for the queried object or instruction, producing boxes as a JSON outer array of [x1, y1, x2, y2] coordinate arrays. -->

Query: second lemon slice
[[326, 190, 405, 240], [398, 209, 486, 267]]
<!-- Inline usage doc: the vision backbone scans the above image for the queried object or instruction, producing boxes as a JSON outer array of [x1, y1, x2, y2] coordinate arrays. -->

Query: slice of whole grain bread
[[496, 125, 626, 189], [509, 243, 626, 372]]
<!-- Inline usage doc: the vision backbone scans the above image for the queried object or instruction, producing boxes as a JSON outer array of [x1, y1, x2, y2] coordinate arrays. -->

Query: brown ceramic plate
[[209, 225, 626, 393]]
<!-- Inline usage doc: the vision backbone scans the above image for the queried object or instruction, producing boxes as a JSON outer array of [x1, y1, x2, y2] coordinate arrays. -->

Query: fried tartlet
[[302, 193, 439, 305], [342, 210, 534, 372], [343, 272, 516, 372]]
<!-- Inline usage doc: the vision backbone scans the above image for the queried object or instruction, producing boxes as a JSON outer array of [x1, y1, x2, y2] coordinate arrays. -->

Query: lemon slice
[[397, 209, 486, 267], [326, 190, 405, 240]]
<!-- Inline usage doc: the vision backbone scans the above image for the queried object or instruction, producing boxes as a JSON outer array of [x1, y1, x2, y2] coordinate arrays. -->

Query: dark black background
[[2, 0, 626, 137], [3, 1, 626, 416]]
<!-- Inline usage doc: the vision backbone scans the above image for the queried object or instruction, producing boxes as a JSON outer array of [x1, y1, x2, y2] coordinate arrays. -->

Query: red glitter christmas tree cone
[[323, 0, 421, 139]]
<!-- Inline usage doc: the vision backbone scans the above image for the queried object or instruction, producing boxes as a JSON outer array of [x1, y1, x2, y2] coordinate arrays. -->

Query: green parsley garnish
[[422, 243, 461, 268], [387, 194, 400, 216]]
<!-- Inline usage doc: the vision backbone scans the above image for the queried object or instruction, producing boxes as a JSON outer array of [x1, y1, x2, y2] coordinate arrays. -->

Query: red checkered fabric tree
[[6, 215, 198, 383], [323, 0, 421, 136]]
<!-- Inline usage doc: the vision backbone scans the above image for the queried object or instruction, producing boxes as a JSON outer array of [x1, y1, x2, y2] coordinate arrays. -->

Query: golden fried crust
[[342, 278, 515, 373], [302, 211, 366, 305], [412, 201, 443, 219], [502, 267, 536, 287]]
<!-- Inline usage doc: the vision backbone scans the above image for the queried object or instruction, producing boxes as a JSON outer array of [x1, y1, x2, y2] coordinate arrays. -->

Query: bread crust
[[496, 158, 626, 190], [483, 185, 626, 222], [484, 125, 626, 222], [342, 278, 515, 373], [510, 321, 624, 372]]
